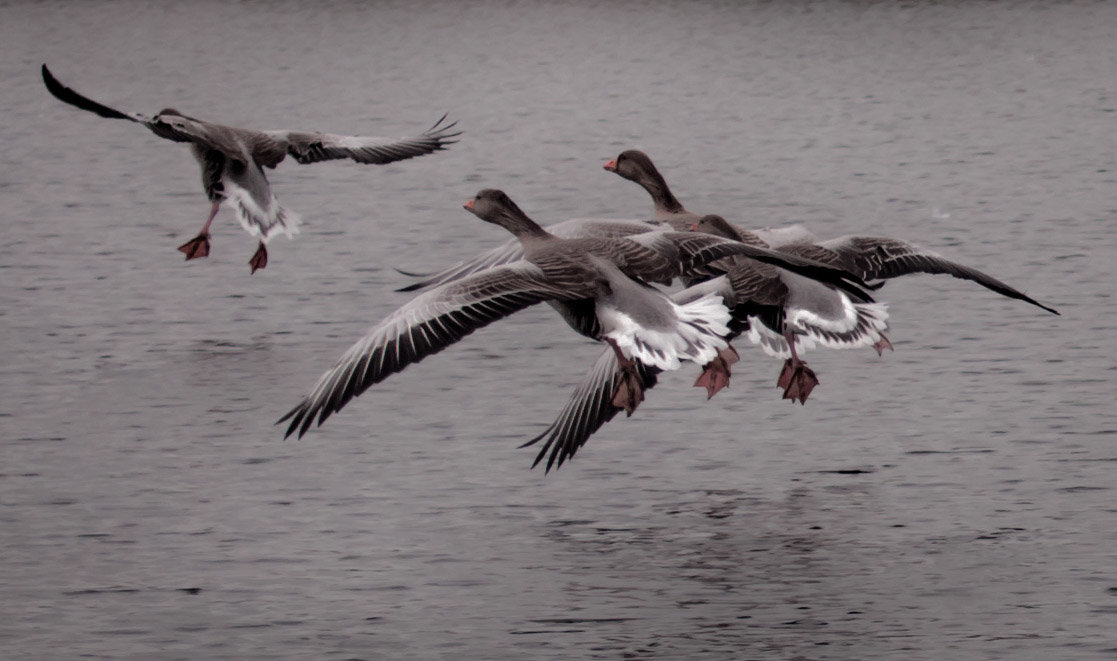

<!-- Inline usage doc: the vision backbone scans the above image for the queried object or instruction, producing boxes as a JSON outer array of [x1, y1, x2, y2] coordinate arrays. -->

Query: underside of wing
[[279, 263, 561, 439], [277, 114, 461, 165], [523, 349, 661, 472]]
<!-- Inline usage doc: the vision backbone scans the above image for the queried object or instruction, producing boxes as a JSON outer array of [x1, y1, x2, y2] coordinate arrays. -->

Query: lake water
[[2, 1, 1115, 659]]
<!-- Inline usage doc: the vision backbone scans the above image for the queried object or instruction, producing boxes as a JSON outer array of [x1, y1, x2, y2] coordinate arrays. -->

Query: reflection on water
[[3, 0, 1115, 659]]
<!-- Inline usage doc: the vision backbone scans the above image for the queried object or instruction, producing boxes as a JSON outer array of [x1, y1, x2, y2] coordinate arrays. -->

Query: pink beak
[[603, 159, 617, 172]]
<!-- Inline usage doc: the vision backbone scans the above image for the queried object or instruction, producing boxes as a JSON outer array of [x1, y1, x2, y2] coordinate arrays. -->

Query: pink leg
[[199, 201, 220, 235], [177, 202, 220, 260]]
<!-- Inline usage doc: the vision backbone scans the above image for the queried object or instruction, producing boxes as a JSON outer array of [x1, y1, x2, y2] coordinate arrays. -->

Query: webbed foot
[[778, 358, 819, 405], [248, 243, 268, 274], [177, 233, 210, 260], [694, 345, 740, 399]]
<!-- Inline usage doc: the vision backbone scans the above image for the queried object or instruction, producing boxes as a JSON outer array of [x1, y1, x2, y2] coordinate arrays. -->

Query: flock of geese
[[43, 65, 1059, 472]]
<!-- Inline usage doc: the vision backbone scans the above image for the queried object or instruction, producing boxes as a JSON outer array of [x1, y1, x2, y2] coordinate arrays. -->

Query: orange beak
[[463, 199, 474, 211], [603, 159, 616, 172], [688, 223, 699, 231]]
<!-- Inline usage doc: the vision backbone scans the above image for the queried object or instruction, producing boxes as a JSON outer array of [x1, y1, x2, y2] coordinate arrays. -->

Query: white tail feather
[[605, 293, 731, 372], [226, 189, 302, 242], [747, 301, 890, 357]]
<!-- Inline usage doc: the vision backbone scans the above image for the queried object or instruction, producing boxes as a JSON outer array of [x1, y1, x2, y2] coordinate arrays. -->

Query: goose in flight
[[524, 215, 892, 472], [394, 151, 705, 292], [41, 64, 461, 272], [689, 214, 890, 404], [606, 149, 1058, 316], [279, 190, 871, 440]]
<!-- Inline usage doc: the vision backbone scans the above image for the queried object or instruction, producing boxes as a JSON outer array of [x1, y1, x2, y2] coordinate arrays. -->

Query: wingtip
[[393, 265, 433, 278], [41, 63, 59, 88]]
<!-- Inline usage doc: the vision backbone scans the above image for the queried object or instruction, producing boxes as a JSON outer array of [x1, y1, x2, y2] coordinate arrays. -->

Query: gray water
[[2, 1, 1115, 659]]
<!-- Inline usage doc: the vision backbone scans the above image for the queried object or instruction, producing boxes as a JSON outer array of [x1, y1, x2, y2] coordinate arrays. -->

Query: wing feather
[[279, 263, 563, 438], [817, 236, 1058, 314], [274, 114, 461, 165], [523, 350, 661, 472]]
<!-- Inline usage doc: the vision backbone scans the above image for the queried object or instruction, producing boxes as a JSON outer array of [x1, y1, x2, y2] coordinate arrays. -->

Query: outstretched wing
[[272, 114, 461, 165], [41, 64, 149, 124], [523, 276, 734, 472], [523, 349, 661, 473], [630, 231, 875, 302], [42, 64, 238, 148], [395, 217, 662, 293], [279, 262, 563, 439], [810, 236, 1059, 315]]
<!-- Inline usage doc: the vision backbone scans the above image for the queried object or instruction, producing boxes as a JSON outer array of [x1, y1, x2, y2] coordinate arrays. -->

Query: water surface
[[2, 1, 1115, 659]]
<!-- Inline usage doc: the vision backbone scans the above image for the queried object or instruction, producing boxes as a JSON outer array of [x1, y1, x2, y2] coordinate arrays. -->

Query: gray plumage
[[280, 190, 871, 442], [42, 64, 460, 248]]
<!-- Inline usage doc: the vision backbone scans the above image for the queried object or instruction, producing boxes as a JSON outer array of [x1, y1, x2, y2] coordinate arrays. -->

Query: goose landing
[[42, 64, 460, 272]]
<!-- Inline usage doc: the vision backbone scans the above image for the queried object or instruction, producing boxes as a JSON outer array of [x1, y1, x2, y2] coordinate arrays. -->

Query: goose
[[42, 64, 461, 272], [690, 214, 890, 404], [606, 149, 1058, 316], [279, 190, 871, 440], [395, 151, 706, 292], [523, 214, 893, 472], [394, 150, 707, 292]]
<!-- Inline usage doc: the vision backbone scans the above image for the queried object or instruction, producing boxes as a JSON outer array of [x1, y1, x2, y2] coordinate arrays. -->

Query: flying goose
[[279, 190, 871, 440], [522, 214, 893, 472], [393, 151, 703, 292], [690, 214, 891, 404], [42, 64, 461, 272], [606, 149, 1058, 316]]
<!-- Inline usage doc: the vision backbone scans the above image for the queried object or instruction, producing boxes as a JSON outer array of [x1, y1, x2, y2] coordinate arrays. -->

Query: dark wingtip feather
[[41, 63, 65, 98], [393, 266, 433, 278], [1032, 299, 1059, 315], [426, 113, 463, 144], [428, 112, 449, 131], [519, 429, 547, 450], [298, 409, 315, 439], [277, 404, 307, 440], [41, 63, 138, 122]]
